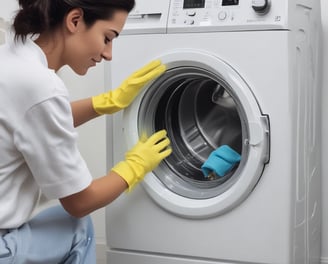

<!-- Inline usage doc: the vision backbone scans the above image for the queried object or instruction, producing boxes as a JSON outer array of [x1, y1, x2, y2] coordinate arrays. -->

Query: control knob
[[252, 0, 270, 14]]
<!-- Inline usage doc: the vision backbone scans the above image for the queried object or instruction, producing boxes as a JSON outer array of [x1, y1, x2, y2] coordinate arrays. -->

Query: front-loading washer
[[106, 0, 322, 263]]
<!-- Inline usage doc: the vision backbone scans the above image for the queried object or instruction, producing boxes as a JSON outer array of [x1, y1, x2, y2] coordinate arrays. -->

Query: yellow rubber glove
[[112, 130, 172, 191], [92, 60, 166, 115]]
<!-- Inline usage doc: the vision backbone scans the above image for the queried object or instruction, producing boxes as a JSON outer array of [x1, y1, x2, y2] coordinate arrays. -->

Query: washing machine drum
[[139, 67, 238, 198], [138, 66, 266, 199], [124, 52, 270, 217]]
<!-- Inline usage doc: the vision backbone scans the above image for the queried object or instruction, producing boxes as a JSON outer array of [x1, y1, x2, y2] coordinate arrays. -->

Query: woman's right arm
[[59, 129, 172, 217], [59, 171, 127, 218]]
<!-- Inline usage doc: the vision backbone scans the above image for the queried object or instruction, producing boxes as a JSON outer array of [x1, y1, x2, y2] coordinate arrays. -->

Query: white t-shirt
[[0, 38, 93, 228]]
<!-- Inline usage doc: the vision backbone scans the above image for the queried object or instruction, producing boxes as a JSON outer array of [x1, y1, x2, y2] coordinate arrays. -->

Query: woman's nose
[[102, 45, 112, 61]]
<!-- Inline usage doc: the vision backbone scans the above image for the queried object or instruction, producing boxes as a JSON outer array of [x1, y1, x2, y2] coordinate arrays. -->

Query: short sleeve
[[14, 96, 93, 199]]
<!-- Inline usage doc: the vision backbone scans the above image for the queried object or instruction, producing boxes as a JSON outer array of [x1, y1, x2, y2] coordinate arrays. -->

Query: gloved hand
[[92, 60, 166, 115], [112, 130, 172, 191]]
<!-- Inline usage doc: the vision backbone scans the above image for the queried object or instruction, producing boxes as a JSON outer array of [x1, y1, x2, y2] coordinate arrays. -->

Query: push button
[[186, 11, 196, 16], [218, 11, 227, 20], [252, 0, 270, 14], [184, 19, 195, 25]]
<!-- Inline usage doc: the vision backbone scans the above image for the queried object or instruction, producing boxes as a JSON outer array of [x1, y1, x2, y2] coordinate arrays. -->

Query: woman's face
[[64, 9, 128, 75]]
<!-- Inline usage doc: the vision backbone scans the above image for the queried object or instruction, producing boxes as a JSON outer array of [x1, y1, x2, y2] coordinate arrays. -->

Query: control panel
[[168, 0, 287, 33], [121, 0, 288, 35]]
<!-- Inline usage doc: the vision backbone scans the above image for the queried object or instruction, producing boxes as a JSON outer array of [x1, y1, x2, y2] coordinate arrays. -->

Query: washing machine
[[105, 0, 322, 263]]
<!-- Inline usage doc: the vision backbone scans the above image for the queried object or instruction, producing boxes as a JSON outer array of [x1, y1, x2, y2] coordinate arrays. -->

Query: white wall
[[57, 66, 107, 243], [1, 0, 108, 251], [0, 2, 107, 262], [0, 1, 17, 22], [58, 66, 107, 263]]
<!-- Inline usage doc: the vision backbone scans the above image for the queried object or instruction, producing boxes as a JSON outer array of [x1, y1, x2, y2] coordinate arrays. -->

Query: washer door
[[123, 50, 270, 219]]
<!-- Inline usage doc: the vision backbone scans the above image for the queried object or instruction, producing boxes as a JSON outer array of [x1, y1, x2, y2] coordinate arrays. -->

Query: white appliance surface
[[106, 0, 322, 263]]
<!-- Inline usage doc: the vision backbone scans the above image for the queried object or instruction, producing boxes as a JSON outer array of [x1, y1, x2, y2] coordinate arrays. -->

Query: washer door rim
[[123, 49, 270, 219]]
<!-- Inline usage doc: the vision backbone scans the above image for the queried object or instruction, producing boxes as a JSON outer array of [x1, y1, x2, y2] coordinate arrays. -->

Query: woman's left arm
[[71, 98, 100, 127], [71, 60, 166, 127]]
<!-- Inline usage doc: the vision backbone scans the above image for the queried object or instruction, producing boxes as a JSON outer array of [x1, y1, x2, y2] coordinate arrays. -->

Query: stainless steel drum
[[138, 67, 248, 199]]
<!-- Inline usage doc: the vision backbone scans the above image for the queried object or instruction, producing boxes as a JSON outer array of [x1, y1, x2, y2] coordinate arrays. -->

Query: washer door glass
[[138, 67, 245, 199], [123, 51, 270, 218]]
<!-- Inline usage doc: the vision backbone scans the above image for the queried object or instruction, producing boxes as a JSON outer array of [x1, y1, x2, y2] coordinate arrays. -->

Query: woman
[[0, 0, 171, 263]]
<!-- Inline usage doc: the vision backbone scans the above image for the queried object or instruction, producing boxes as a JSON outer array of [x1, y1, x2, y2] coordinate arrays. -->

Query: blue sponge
[[201, 145, 241, 177]]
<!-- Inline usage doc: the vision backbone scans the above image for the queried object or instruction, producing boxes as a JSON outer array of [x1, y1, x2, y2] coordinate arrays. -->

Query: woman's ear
[[65, 8, 84, 33]]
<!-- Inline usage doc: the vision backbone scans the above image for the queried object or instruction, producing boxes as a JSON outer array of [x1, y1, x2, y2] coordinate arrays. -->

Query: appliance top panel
[[121, 0, 299, 34]]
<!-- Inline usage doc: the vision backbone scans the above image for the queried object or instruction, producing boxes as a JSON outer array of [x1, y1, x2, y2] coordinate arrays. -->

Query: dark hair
[[13, 0, 135, 41]]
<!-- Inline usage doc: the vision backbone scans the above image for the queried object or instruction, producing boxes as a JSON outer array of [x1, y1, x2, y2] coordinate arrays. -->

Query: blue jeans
[[0, 206, 96, 264]]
